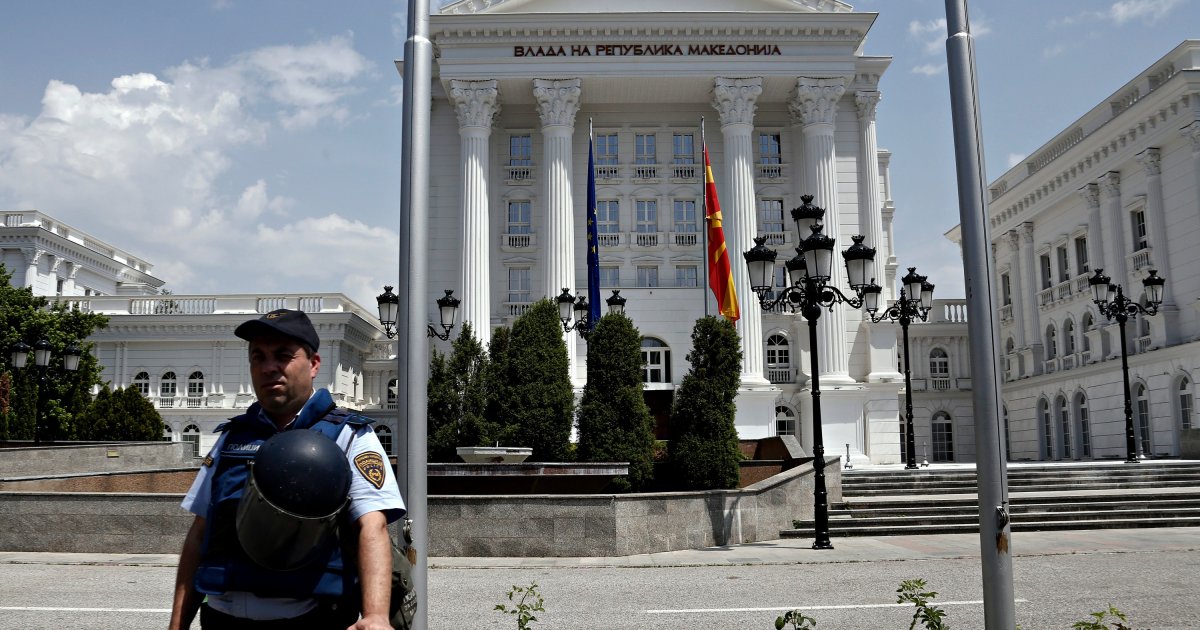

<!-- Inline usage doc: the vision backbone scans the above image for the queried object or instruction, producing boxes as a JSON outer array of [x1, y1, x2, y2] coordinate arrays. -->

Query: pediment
[[440, 0, 853, 15]]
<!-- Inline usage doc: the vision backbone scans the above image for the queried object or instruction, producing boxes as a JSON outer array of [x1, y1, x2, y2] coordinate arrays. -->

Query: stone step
[[842, 480, 1200, 497], [781, 516, 1200, 537], [836, 500, 1200, 519], [807, 507, 1200, 528]]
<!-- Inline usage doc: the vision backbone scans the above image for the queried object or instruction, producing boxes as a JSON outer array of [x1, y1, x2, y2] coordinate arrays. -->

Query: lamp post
[[377, 286, 460, 341], [743, 195, 879, 550], [9, 338, 81, 445], [556, 288, 627, 340], [862, 267, 935, 470], [1088, 268, 1166, 463]]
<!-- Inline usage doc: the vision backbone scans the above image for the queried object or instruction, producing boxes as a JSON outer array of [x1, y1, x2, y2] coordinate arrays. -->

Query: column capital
[[1018, 221, 1036, 243], [1098, 171, 1121, 199], [855, 90, 881, 122], [22, 248, 44, 266], [1077, 182, 1100, 209], [1005, 229, 1021, 252], [533, 78, 581, 129], [791, 77, 846, 127], [449, 79, 500, 130], [1136, 147, 1161, 177], [711, 77, 762, 127], [1182, 121, 1200, 152]]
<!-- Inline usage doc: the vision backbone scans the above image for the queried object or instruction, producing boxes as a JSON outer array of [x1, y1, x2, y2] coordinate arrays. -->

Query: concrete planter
[[456, 446, 532, 463]]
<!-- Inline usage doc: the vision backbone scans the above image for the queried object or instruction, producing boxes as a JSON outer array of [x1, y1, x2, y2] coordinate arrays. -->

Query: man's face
[[248, 334, 320, 423]]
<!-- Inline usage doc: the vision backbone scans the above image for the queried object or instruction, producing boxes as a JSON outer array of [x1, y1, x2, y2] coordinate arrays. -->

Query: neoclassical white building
[[931, 41, 1200, 463], [421, 0, 910, 465]]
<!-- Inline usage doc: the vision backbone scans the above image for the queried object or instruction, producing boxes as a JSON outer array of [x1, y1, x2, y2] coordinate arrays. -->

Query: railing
[[1073, 273, 1092, 295], [1038, 287, 1055, 309], [1137, 336, 1151, 353], [1081, 349, 1092, 364], [1061, 354, 1076, 370], [597, 233, 622, 247], [157, 396, 177, 409], [1129, 248, 1153, 271], [503, 233, 534, 248], [632, 164, 659, 180], [505, 164, 534, 182], [1044, 358, 1058, 374], [4, 214, 21, 227], [185, 396, 204, 409], [505, 302, 532, 317], [762, 231, 788, 246], [595, 164, 620, 180], [1054, 280, 1072, 302], [999, 304, 1013, 322], [933, 300, 968, 323], [930, 378, 951, 391], [129, 298, 218, 315], [385, 401, 397, 410], [756, 163, 785, 179], [257, 296, 324, 313], [634, 232, 661, 247], [672, 231, 699, 246], [767, 368, 794, 384], [671, 164, 698, 180]]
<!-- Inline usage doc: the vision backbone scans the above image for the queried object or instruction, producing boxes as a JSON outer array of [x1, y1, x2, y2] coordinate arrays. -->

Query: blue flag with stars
[[586, 137, 601, 327]]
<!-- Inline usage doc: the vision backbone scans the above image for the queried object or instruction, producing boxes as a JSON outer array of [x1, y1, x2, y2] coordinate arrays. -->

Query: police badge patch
[[354, 452, 387, 489], [203, 455, 214, 467]]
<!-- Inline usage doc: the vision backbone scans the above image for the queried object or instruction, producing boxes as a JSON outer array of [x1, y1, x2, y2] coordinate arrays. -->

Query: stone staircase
[[783, 461, 1200, 537]]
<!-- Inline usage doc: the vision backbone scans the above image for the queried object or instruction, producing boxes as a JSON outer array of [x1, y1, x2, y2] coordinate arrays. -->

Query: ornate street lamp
[[863, 267, 935, 470], [1088, 268, 1166, 463], [558, 288, 628, 340], [743, 196, 879, 550], [376, 286, 460, 341], [9, 338, 81, 445]]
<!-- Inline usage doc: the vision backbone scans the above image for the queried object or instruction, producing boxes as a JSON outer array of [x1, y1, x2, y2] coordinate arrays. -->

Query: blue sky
[[0, 0, 1196, 308]]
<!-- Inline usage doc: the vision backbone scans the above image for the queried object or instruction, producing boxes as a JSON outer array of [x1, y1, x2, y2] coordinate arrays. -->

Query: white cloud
[[909, 16, 990, 57], [1007, 153, 1027, 168], [1042, 44, 1067, 59], [1110, 0, 1182, 24], [912, 63, 947, 77]]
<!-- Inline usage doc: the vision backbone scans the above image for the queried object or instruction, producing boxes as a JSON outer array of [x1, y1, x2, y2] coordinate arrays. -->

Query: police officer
[[169, 309, 404, 629]]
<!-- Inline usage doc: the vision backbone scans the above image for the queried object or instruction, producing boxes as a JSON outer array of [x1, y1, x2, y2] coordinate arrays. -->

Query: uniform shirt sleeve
[[339, 424, 406, 524], [181, 433, 228, 517]]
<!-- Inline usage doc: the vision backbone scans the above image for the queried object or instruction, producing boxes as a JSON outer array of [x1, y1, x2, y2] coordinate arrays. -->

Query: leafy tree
[[483, 324, 517, 447], [75, 386, 162, 441], [577, 312, 655, 491], [491, 299, 574, 462], [426, 322, 494, 462], [0, 263, 109, 441], [427, 347, 458, 462], [667, 316, 742, 490]]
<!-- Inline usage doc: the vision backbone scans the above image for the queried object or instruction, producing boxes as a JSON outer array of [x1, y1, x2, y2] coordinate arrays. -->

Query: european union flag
[[586, 137, 601, 327]]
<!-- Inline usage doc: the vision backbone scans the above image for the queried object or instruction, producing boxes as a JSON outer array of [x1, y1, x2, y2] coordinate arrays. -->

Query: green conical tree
[[446, 322, 494, 449], [426, 346, 459, 462], [483, 325, 516, 447], [494, 299, 574, 462], [667, 316, 743, 490], [75, 386, 162, 441], [577, 312, 656, 492]]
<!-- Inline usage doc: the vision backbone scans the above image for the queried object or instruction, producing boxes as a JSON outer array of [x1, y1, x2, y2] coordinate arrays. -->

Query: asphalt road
[[0, 546, 1196, 629]]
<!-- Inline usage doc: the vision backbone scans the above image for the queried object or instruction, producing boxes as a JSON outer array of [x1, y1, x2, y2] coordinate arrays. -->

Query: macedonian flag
[[703, 144, 739, 322]]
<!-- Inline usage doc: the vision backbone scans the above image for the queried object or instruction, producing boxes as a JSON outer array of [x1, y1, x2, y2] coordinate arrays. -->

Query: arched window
[[765, 335, 791, 384], [1045, 325, 1057, 360], [929, 348, 950, 390], [1137, 314, 1151, 348], [1063, 320, 1076, 356], [1056, 395, 1072, 460], [932, 412, 954, 462], [182, 424, 201, 458], [1039, 399, 1053, 460], [132, 371, 150, 396], [1075, 392, 1091, 458], [775, 405, 796, 436], [186, 371, 204, 408], [159, 372, 177, 408], [1136, 384, 1152, 457], [641, 338, 671, 383], [1180, 378, 1194, 431], [387, 378, 398, 409], [376, 425, 393, 455], [162, 423, 174, 442], [1081, 313, 1093, 354]]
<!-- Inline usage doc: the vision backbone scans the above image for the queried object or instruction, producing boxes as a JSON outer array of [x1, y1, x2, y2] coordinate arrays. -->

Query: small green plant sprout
[[775, 609, 818, 629], [896, 578, 949, 630], [495, 582, 546, 630], [1071, 605, 1134, 630]]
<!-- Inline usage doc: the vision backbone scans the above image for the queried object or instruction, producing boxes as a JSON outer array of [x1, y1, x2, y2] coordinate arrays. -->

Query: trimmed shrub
[[667, 316, 743, 490]]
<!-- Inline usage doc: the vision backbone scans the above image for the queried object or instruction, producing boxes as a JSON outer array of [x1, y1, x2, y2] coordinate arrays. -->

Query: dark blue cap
[[235, 309, 320, 353]]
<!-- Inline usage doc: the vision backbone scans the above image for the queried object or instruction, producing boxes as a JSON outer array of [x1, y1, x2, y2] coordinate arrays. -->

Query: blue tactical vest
[[194, 388, 373, 599]]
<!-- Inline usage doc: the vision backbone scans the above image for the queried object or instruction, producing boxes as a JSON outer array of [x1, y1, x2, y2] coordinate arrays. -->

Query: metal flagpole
[[943, 2, 1014, 628], [700, 117, 709, 318], [399, 0, 432, 625]]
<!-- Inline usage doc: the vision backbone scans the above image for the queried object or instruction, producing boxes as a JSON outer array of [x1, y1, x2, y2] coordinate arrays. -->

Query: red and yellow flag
[[703, 144, 740, 322]]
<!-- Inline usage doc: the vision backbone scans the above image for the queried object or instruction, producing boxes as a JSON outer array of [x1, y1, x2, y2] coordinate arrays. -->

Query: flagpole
[[700, 117, 710, 318]]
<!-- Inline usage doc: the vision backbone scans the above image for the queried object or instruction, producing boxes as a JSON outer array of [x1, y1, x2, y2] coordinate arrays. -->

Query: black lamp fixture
[[557, 288, 627, 340], [9, 337, 82, 445], [863, 267, 935, 470], [743, 194, 879, 550], [1088, 268, 1165, 463], [376, 286, 461, 341]]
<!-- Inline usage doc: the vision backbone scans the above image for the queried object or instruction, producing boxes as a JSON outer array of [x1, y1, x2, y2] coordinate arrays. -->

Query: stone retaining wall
[[0, 442, 196, 477]]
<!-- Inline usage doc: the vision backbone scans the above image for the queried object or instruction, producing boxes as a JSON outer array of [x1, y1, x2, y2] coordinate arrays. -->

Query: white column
[[1018, 223, 1039, 349], [1183, 123, 1200, 214], [22, 248, 43, 290], [1099, 172, 1127, 285], [63, 262, 78, 296], [450, 79, 500, 346], [1136, 148, 1173, 302], [855, 90, 885, 282], [1003, 230, 1026, 351], [788, 108, 807, 208], [792, 77, 852, 384], [1077, 183, 1105, 272], [712, 76, 768, 386]]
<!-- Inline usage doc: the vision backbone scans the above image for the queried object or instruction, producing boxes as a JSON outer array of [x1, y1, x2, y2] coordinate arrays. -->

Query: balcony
[[755, 162, 786, 181], [633, 231, 663, 248], [671, 163, 698, 180], [761, 231, 789, 247], [1073, 272, 1092, 295], [930, 377, 951, 391], [1129, 247, 1153, 271], [595, 164, 620, 180], [1038, 287, 1055, 309], [767, 368, 794, 384], [157, 396, 177, 409], [596, 233, 622, 247], [505, 164, 534, 184], [632, 163, 660, 181], [999, 304, 1013, 323], [671, 231, 699, 247], [504, 301, 532, 319], [1061, 354, 1076, 370], [502, 232, 535, 250], [1044, 357, 1058, 374], [1137, 335, 1151, 353], [1054, 280, 1072, 302]]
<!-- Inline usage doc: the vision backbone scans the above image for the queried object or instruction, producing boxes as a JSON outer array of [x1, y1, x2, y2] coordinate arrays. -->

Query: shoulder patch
[[353, 451, 387, 489], [203, 454, 214, 467]]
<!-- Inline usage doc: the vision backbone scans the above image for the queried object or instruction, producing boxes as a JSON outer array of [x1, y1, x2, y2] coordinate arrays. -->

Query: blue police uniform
[[181, 388, 405, 622]]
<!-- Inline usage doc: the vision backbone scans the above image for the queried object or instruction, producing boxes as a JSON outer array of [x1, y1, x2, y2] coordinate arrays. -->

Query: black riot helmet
[[236, 429, 351, 571]]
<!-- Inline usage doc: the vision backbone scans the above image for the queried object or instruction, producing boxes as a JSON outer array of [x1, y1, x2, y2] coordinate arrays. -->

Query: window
[[672, 133, 695, 164], [1131, 209, 1148, 251], [636, 200, 658, 233], [1056, 245, 1070, 283], [1074, 235, 1089, 273], [187, 371, 204, 408], [1057, 396, 1072, 459], [759, 198, 785, 241], [636, 266, 659, 288], [182, 424, 201, 458], [1001, 273, 1011, 306], [1039, 253, 1052, 290], [929, 348, 950, 389], [932, 412, 954, 462], [163, 423, 173, 442], [675, 265, 698, 288], [635, 134, 656, 164], [509, 134, 532, 166], [1136, 384, 1152, 457], [1040, 399, 1053, 459], [766, 335, 790, 383], [673, 199, 697, 233], [387, 378, 398, 409], [758, 133, 782, 164], [775, 406, 796, 436], [641, 338, 670, 383], [376, 425, 392, 455], [1076, 393, 1091, 458], [1081, 313, 1094, 353], [507, 201, 531, 235], [599, 266, 620, 288], [1181, 378, 1194, 431], [1045, 325, 1057, 359], [507, 268, 531, 304], [596, 200, 619, 234], [595, 133, 618, 166], [132, 371, 150, 396], [160, 371, 177, 399], [56, 278, 64, 295], [1063, 320, 1076, 356]]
